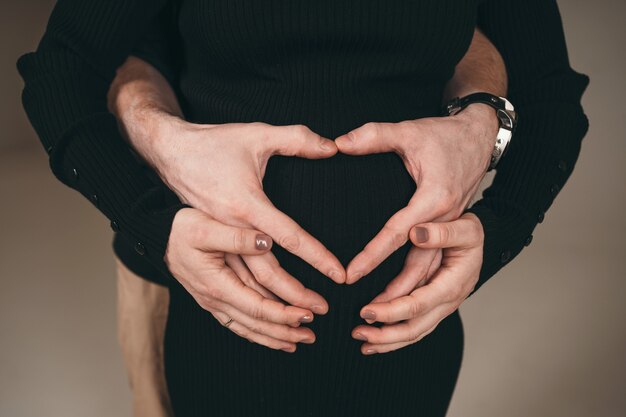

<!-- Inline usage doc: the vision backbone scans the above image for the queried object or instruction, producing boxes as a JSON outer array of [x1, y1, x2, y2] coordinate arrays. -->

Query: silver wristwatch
[[442, 92, 517, 171]]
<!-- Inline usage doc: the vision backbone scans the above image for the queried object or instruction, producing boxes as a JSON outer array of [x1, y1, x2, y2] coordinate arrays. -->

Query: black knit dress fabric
[[17, 0, 589, 416]]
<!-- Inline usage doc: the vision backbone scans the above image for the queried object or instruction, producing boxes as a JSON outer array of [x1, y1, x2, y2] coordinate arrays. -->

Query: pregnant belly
[[262, 151, 416, 327]]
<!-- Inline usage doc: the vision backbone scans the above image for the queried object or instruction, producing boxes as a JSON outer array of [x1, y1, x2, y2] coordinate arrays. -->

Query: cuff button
[[550, 184, 560, 196], [72, 168, 79, 180], [110, 221, 120, 232], [90, 194, 99, 206], [537, 211, 545, 223], [134, 242, 146, 256]]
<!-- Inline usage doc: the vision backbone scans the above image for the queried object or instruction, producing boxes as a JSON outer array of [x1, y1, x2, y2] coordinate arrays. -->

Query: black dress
[[17, 0, 589, 416]]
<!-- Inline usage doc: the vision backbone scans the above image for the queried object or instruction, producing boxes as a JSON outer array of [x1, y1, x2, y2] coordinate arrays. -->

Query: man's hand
[[167, 208, 318, 352], [336, 104, 497, 284], [351, 213, 483, 354], [151, 116, 345, 282], [138, 113, 345, 316], [109, 57, 344, 322], [334, 28, 505, 289]]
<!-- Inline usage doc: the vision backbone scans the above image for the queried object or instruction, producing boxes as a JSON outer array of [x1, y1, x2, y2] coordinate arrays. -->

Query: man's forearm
[[108, 56, 183, 172], [113, 27, 509, 138], [441, 27, 508, 168], [466, 0, 589, 295], [444, 28, 508, 102], [110, 26, 509, 182]]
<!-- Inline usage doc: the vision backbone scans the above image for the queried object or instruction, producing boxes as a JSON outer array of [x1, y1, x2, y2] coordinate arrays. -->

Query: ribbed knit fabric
[[17, 0, 589, 416], [17, 0, 185, 280], [465, 0, 590, 295]]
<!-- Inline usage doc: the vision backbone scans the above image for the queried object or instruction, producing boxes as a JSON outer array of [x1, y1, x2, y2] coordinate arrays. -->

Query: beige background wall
[[1, 1, 624, 416]]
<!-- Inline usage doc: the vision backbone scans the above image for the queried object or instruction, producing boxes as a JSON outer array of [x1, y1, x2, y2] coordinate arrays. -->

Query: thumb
[[198, 217, 274, 255], [335, 121, 400, 155], [267, 124, 337, 159], [409, 215, 483, 249]]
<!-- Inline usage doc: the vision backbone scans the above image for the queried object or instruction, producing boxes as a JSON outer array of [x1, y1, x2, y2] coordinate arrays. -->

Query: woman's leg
[[115, 257, 174, 417]]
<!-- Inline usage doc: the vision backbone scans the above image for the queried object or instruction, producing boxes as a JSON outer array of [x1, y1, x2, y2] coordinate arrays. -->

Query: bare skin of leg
[[115, 258, 174, 417]]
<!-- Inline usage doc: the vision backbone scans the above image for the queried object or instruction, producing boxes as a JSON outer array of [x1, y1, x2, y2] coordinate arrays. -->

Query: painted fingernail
[[353, 332, 368, 341], [255, 234, 272, 250], [361, 310, 376, 321], [299, 315, 313, 323], [364, 349, 377, 355], [414, 227, 429, 243], [310, 305, 326, 314]]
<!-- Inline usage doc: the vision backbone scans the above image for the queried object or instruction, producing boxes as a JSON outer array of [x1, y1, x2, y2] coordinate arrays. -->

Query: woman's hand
[[350, 213, 483, 355], [167, 208, 318, 352], [335, 105, 497, 284]]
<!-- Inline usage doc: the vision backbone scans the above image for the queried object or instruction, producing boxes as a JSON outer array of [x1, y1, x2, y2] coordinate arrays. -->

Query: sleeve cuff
[[120, 186, 189, 277], [463, 99, 589, 297], [464, 201, 535, 297], [48, 112, 188, 275]]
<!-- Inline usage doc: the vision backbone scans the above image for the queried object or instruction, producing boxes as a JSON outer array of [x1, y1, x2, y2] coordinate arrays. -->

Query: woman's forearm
[[17, 0, 186, 274], [467, 0, 590, 295]]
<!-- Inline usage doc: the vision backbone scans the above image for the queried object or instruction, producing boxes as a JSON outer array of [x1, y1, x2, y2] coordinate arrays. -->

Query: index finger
[[345, 190, 440, 283], [248, 194, 346, 284], [366, 210, 450, 306], [241, 252, 329, 314]]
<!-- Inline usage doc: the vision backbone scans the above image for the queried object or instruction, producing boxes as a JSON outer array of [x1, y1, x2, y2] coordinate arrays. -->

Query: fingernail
[[281, 346, 295, 353], [364, 349, 377, 355], [353, 332, 368, 341], [348, 271, 363, 283], [299, 315, 313, 323], [289, 322, 301, 327], [310, 305, 326, 315], [361, 310, 376, 321], [413, 227, 429, 243], [255, 234, 272, 250], [320, 140, 334, 151], [300, 337, 315, 344], [365, 319, 375, 325], [329, 269, 343, 282]]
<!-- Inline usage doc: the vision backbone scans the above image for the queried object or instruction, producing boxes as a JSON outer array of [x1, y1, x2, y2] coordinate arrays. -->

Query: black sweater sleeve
[[466, 0, 590, 295], [16, 0, 187, 276]]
